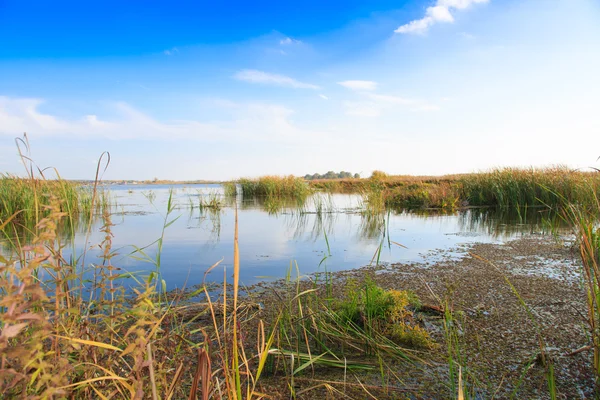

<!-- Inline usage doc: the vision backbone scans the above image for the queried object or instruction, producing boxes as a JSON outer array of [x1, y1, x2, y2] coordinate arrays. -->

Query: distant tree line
[[303, 171, 360, 180]]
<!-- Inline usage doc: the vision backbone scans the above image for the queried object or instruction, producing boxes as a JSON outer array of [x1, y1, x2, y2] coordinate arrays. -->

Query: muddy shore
[[250, 234, 595, 399]]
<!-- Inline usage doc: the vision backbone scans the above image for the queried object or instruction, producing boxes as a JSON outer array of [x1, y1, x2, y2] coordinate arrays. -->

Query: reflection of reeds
[[359, 211, 386, 240], [200, 207, 222, 244], [239, 194, 308, 215], [457, 207, 566, 238]]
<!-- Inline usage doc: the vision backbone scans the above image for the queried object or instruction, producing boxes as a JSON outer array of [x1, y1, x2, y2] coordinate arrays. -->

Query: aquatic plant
[[335, 277, 432, 349], [312, 167, 600, 211], [0, 175, 104, 226], [222, 181, 238, 197], [563, 190, 600, 383], [238, 175, 311, 200], [198, 191, 224, 210], [459, 166, 600, 209]]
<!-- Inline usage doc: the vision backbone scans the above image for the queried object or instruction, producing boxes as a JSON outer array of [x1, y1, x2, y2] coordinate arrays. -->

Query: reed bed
[[460, 167, 600, 209], [0, 175, 110, 245], [313, 167, 600, 211], [238, 175, 311, 199], [222, 181, 238, 197], [0, 175, 95, 222], [198, 191, 225, 210]]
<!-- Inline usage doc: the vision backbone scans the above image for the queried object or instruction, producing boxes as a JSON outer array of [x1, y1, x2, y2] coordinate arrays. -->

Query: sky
[[0, 0, 599, 180]]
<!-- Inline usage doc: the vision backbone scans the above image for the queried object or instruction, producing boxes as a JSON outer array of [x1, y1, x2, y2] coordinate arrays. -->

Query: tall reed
[[238, 175, 311, 200], [0, 175, 104, 225], [460, 167, 600, 209], [564, 191, 600, 384]]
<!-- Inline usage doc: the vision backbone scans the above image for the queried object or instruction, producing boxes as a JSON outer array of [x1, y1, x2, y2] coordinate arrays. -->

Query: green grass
[[334, 277, 431, 349]]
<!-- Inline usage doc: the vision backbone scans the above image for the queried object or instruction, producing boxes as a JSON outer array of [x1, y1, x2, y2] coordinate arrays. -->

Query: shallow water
[[24, 184, 565, 290]]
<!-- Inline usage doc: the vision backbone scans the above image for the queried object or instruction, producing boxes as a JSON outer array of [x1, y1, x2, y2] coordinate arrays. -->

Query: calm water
[[48, 184, 560, 290]]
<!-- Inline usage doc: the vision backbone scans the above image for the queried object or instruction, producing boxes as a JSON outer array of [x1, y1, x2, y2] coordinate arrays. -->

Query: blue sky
[[1, 0, 599, 180]]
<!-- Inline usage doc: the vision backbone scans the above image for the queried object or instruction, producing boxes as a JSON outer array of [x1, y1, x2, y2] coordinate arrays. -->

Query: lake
[[59, 184, 559, 291]]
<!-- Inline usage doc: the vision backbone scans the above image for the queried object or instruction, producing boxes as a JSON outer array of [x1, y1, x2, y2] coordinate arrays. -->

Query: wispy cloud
[[319, 94, 329, 100], [234, 69, 320, 89], [163, 47, 179, 55], [365, 93, 415, 105], [343, 102, 382, 117], [395, 0, 489, 35], [279, 37, 302, 45], [368, 93, 440, 112], [343, 93, 439, 117], [0, 96, 321, 143], [338, 80, 378, 91]]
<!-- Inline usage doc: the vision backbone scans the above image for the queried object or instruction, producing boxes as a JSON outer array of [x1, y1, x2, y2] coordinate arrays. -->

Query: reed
[[238, 175, 311, 200], [383, 182, 461, 210], [460, 167, 600, 209], [222, 181, 238, 197], [0, 175, 110, 246], [563, 191, 600, 383], [0, 175, 100, 223], [311, 167, 600, 211], [198, 191, 224, 210]]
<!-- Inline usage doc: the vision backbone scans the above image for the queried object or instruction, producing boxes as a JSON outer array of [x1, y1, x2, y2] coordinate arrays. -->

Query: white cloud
[[459, 32, 475, 39], [234, 69, 320, 89], [337, 80, 378, 91], [428, 5, 454, 23], [163, 47, 179, 56], [343, 102, 382, 117], [365, 93, 416, 106], [279, 37, 302, 45], [319, 94, 329, 100], [395, 0, 489, 35], [343, 93, 439, 116], [0, 96, 320, 143]]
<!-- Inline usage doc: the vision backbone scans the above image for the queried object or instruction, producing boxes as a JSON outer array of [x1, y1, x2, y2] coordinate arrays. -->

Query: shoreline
[[248, 234, 594, 398]]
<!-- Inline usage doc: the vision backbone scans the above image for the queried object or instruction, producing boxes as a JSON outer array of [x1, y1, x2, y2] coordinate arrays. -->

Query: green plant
[[335, 277, 432, 349], [223, 182, 238, 197]]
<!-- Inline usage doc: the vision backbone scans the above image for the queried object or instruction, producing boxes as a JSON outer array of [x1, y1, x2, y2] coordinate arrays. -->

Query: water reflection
[[2, 184, 570, 291], [457, 207, 565, 237], [1, 210, 99, 252]]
